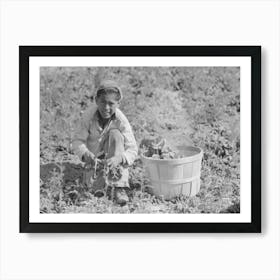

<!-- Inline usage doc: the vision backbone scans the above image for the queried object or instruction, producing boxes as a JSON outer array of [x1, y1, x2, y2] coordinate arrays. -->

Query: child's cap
[[95, 80, 123, 101]]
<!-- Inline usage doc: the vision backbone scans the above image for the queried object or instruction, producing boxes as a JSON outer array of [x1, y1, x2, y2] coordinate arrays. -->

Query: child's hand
[[82, 150, 96, 165], [106, 155, 123, 168]]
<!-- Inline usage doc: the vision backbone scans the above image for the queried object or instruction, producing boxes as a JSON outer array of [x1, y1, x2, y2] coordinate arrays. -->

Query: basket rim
[[140, 146, 203, 164]]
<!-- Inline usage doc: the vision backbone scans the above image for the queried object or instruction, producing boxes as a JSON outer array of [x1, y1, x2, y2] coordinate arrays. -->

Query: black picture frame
[[20, 46, 261, 233]]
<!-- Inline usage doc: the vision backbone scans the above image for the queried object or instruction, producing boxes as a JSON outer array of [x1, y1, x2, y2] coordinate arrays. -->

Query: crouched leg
[[104, 129, 130, 205], [86, 129, 130, 204], [104, 129, 129, 188]]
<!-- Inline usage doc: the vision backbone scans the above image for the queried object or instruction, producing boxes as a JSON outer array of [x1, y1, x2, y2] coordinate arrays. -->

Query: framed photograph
[[20, 46, 261, 233]]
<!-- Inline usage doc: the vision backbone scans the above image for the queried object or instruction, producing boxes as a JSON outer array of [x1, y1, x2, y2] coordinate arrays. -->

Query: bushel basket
[[141, 146, 203, 200]]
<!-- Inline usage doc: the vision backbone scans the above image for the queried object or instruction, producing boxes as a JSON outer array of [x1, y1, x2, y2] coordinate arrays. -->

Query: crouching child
[[72, 80, 138, 205]]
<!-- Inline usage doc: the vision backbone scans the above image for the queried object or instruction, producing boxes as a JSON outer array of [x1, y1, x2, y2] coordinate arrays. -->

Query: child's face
[[95, 93, 120, 119]]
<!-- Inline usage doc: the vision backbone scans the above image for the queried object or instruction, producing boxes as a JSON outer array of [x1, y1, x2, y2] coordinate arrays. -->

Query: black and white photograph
[[20, 46, 260, 232], [39, 66, 240, 214]]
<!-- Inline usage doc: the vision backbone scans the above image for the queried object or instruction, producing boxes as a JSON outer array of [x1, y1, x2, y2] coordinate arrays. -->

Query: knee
[[109, 129, 124, 142]]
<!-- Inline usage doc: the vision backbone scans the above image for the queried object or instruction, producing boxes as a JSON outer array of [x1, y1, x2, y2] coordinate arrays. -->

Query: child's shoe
[[115, 188, 129, 206], [93, 189, 105, 198]]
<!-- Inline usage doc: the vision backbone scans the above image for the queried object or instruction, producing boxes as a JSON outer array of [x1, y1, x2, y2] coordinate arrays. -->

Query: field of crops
[[40, 67, 240, 214]]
